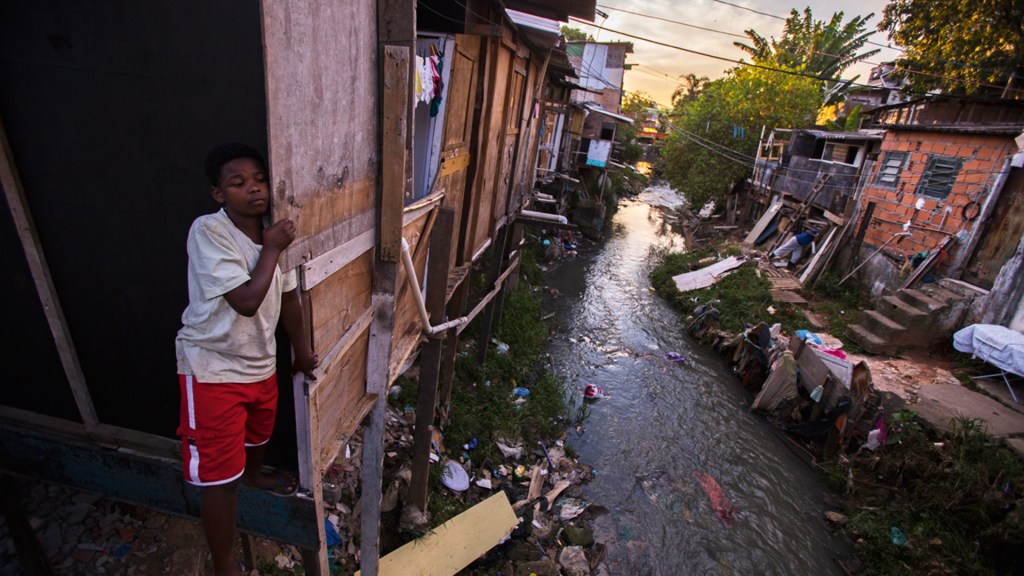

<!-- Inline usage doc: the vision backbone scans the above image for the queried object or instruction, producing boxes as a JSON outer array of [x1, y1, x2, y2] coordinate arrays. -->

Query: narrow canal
[[541, 185, 849, 575]]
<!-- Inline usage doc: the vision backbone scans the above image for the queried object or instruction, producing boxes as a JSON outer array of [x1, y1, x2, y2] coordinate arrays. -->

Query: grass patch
[[807, 270, 866, 347], [823, 412, 1024, 575], [649, 244, 807, 334]]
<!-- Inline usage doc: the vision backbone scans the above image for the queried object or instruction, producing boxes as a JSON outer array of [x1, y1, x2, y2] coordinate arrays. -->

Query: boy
[[175, 142, 317, 576], [771, 228, 818, 268]]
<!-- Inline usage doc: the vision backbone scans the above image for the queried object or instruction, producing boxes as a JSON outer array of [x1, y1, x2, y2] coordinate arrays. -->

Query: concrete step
[[862, 310, 907, 340], [938, 278, 990, 299], [897, 288, 947, 313], [879, 294, 928, 326], [845, 323, 889, 355], [918, 283, 964, 306]]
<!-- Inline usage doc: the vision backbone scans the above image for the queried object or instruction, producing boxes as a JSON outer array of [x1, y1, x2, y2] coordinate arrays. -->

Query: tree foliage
[[615, 92, 655, 166], [671, 74, 710, 106], [561, 26, 593, 42], [879, 0, 1024, 96], [657, 66, 822, 208], [735, 8, 879, 104]]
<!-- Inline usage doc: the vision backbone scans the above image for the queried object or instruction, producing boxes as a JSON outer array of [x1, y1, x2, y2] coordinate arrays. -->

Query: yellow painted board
[[359, 491, 518, 576]]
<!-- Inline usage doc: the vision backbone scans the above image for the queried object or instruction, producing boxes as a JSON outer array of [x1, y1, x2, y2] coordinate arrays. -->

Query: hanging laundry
[[429, 53, 444, 116], [413, 54, 425, 101], [416, 55, 434, 105]]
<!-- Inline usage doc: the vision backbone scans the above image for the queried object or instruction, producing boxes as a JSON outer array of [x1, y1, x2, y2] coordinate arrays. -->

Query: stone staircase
[[845, 279, 988, 355]]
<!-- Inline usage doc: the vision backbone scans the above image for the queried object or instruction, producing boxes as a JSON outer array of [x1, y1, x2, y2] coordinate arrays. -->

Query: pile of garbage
[[311, 402, 607, 574]]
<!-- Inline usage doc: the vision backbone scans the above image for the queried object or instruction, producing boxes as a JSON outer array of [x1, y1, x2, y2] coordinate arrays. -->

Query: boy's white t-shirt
[[175, 209, 297, 383]]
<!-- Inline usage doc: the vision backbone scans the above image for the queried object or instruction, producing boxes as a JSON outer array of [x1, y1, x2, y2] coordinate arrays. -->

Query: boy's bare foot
[[243, 467, 298, 497]]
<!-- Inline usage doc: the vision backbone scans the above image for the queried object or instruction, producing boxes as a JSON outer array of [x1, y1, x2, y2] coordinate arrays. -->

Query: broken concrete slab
[[912, 382, 1024, 439]]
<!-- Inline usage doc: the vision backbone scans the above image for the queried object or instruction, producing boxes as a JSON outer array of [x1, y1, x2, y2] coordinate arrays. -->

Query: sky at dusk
[[566, 0, 900, 107]]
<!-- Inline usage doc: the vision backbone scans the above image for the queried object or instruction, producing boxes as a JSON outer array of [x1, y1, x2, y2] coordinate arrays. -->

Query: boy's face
[[211, 157, 269, 218]]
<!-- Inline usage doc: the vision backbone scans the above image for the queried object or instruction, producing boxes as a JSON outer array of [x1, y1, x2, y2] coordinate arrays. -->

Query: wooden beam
[[0, 421, 320, 548], [409, 209, 455, 513], [362, 35, 411, 575], [0, 114, 98, 427]]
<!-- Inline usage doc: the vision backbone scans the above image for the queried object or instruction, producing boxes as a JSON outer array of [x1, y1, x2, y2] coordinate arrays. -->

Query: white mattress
[[953, 324, 1024, 376]]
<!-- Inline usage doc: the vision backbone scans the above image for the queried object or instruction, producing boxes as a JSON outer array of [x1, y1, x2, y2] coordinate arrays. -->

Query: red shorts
[[178, 374, 278, 486]]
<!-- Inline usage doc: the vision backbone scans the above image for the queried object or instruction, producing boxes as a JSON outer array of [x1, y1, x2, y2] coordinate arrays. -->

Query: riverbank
[[649, 225, 1024, 575]]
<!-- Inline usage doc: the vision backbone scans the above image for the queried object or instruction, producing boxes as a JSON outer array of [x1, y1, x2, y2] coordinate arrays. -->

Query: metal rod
[[839, 232, 911, 285]]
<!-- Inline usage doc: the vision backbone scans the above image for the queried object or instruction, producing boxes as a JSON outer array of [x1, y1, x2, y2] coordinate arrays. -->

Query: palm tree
[[671, 73, 709, 106], [734, 8, 879, 104]]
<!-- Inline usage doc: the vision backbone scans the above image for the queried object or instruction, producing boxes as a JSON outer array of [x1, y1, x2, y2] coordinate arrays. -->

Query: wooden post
[[503, 222, 525, 294], [477, 225, 508, 363], [439, 281, 469, 428], [361, 39, 411, 575], [0, 114, 98, 427], [409, 209, 455, 512], [849, 201, 875, 271]]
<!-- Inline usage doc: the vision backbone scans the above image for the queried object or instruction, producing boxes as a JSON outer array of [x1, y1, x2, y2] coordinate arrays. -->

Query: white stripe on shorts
[[185, 375, 199, 482]]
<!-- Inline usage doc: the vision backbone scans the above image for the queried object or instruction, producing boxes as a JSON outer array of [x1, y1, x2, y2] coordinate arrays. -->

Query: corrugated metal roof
[[799, 129, 885, 141], [582, 102, 633, 124], [504, 0, 596, 22]]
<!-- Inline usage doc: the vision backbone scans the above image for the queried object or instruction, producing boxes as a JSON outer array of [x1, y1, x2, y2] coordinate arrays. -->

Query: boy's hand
[[293, 349, 319, 380], [264, 219, 296, 251]]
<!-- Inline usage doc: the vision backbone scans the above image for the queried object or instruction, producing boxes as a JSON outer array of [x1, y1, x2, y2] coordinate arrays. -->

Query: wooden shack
[[0, 0, 595, 574]]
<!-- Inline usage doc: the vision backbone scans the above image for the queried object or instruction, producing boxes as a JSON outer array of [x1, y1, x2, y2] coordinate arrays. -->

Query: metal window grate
[[916, 155, 962, 199], [875, 151, 907, 186]]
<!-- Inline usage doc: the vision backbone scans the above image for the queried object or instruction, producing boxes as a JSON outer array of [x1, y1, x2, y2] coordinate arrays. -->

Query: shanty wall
[[775, 156, 863, 215]]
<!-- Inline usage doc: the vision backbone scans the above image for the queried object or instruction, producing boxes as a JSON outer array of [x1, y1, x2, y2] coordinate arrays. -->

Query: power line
[[567, 18, 1023, 100], [596, 5, 747, 39], [702, 0, 1008, 76]]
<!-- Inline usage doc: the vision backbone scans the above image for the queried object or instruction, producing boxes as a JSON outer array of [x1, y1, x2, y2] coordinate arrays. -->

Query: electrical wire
[[567, 18, 1023, 100]]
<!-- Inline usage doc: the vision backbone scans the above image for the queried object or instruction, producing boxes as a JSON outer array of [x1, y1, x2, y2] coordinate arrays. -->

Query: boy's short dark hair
[[204, 142, 267, 186]]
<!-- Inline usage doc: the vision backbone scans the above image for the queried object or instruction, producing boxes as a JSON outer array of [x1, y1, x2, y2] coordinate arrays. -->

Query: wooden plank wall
[[262, 0, 380, 273], [467, 37, 513, 261], [436, 35, 482, 268]]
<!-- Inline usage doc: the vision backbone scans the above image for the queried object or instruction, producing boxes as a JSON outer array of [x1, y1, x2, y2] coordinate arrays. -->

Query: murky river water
[[542, 185, 848, 575]]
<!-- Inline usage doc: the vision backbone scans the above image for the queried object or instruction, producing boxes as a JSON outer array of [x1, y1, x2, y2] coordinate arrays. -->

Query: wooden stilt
[[476, 225, 509, 364], [409, 209, 455, 512]]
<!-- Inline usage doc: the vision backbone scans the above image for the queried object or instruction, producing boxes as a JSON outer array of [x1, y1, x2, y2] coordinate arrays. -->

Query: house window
[[600, 122, 615, 140], [916, 155, 962, 199], [875, 151, 907, 186], [816, 141, 861, 166]]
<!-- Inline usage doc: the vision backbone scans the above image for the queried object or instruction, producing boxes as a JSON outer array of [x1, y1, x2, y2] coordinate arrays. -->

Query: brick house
[[841, 97, 1024, 349], [853, 97, 1024, 291]]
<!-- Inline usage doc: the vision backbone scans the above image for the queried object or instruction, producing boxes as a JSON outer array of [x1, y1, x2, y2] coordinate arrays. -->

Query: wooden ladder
[[768, 173, 831, 252]]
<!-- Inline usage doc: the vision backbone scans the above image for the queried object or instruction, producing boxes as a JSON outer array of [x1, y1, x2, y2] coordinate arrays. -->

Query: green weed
[[831, 413, 1024, 575]]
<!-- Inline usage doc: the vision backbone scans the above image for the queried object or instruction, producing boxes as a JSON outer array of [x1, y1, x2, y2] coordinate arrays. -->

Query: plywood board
[[769, 277, 802, 290], [263, 1, 378, 265], [360, 492, 518, 576], [743, 201, 782, 245], [315, 333, 372, 474], [311, 251, 373, 352], [770, 289, 807, 303]]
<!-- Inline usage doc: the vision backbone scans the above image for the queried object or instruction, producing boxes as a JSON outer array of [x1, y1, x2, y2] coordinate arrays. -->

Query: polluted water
[[541, 184, 850, 575]]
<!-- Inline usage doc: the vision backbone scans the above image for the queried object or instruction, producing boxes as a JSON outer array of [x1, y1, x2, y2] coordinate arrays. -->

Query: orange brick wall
[[856, 130, 1015, 261]]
